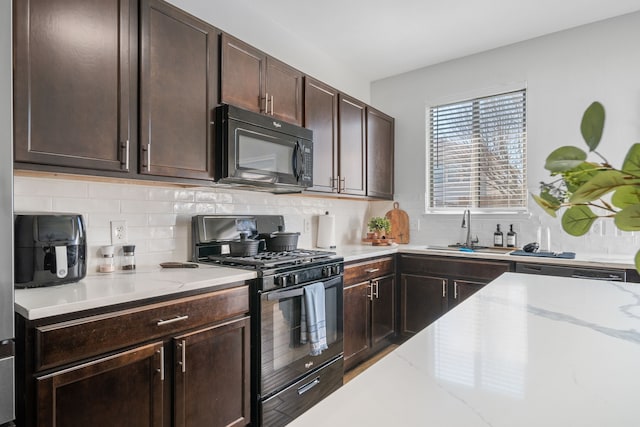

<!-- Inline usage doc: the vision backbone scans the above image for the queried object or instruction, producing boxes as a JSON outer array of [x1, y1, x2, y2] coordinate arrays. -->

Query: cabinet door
[[266, 58, 303, 125], [451, 279, 485, 308], [371, 274, 396, 347], [220, 33, 266, 113], [139, 0, 218, 180], [14, 0, 136, 172], [36, 342, 164, 427], [401, 274, 448, 336], [173, 317, 250, 427], [304, 77, 339, 193], [366, 107, 394, 199], [343, 281, 371, 370], [338, 94, 367, 196]]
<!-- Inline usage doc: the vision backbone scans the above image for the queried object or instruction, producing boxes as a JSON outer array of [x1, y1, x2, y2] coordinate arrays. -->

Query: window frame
[[425, 88, 528, 214]]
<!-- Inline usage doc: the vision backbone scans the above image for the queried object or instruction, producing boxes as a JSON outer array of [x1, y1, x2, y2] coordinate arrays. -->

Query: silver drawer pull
[[156, 315, 189, 326], [298, 377, 320, 395], [364, 268, 380, 273]]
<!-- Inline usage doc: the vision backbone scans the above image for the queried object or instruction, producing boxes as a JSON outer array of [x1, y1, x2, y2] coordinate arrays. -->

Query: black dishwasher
[[515, 263, 627, 281]]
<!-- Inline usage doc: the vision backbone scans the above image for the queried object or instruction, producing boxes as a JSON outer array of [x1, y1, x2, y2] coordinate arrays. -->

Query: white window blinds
[[428, 89, 527, 211]]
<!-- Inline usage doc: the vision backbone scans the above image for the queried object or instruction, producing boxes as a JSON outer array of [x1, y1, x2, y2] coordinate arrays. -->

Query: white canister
[[316, 211, 336, 249]]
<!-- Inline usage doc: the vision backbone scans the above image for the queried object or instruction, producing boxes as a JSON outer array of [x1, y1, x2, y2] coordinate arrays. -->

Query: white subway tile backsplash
[[195, 190, 233, 204], [14, 195, 53, 212], [14, 175, 372, 269], [15, 176, 89, 198], [148, 188, 196, 202], [88, 182, 148, 200], [148, 213, 178, 226], [52, 197, 120, 214], [121, 199, 174, 214]]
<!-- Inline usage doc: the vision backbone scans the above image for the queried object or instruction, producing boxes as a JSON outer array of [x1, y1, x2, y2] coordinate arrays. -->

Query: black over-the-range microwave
[[215, 104, 313, 193]]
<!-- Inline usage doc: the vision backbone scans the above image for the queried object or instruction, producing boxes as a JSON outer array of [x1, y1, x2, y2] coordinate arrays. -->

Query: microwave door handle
[[292, 142, 302, 179]]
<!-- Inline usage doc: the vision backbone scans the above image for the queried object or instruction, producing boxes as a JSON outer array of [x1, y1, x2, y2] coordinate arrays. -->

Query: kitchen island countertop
[[290, 272, 640, 427]]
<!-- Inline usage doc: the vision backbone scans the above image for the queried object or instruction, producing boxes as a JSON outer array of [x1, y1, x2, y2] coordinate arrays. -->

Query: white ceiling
[[234, 0, 640, 83]]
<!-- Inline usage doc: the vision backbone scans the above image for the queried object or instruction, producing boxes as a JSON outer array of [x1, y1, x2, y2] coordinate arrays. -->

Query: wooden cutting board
[[385, 202, 410, 244]]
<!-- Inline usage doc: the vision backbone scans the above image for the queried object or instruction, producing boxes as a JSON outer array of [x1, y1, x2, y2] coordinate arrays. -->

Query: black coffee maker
[[14, 213, 87, 288]]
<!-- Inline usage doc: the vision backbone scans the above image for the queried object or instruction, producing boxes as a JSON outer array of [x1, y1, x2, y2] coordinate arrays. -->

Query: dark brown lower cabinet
[[400, 274, 447, 336], [17, 284, 251, 427], [36, 342, 164, 427], [343, 256, 396, 371], [173, 317, 250, 427], [399, 255, 511, 337]]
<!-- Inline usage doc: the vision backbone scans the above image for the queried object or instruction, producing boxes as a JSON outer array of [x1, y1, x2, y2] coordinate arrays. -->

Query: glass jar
[[99, 245, 115, 273], [122, 244, 136, 271]]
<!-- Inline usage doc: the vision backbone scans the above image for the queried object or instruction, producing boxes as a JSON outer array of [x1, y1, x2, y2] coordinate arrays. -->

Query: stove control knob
[[290, 274, 300, 285], [322, 267, 330, 278], [276, 275, 288, 287], [332, 265, 341, 275]]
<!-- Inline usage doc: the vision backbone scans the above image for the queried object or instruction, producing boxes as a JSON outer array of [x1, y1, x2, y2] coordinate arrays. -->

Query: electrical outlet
[[111, 220, 128, 244], [303, 218, 311, 233]]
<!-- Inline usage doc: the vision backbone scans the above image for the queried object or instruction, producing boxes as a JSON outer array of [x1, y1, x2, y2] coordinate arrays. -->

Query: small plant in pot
[[367, 216, 391, 239]]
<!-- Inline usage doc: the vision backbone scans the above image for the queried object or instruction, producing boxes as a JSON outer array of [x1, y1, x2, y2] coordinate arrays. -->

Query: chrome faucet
[[461, 209, 479, 248]]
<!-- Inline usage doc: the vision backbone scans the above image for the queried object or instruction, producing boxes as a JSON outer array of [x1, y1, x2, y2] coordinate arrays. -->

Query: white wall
[[166, 0, 371, 102], [371, 11, 640, 257]]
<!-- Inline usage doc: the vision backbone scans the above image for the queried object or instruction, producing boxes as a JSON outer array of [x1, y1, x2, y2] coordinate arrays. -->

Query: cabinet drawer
[[400, 255, 509, 282], [345, 256, 395, 285], [35, 285, 249, 371]]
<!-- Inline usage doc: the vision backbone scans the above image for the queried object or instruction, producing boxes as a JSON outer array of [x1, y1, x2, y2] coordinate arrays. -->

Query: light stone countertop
[[15, 244, 637, 321], [14, 265, 257, 320], [337, 244, 637, 269], [289, 272, 640, 427]]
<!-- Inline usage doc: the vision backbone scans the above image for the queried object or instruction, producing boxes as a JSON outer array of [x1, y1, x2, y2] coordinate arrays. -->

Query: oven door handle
[[266, 277, 342, 301]]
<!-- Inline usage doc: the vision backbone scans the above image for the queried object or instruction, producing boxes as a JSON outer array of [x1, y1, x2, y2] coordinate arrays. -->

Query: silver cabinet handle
[[364, 268, 379, 273], [340, 176, 346, 192], [125, 140, 130, 171], [264, 92, 269, 113], [367, 283, 373, 301], [454, 281, 459, 299], [145, 143, 151, 172], [442, 280, 446, 297], [271, 95, 274, 115], [156, 315, 189, 326], [374, 280, 380, 299], [157, 347, 165, 381], [177, 339, 186, 373]]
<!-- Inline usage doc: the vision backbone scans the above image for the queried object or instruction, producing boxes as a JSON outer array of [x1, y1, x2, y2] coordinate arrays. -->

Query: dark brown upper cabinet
[[304, 77, 339, 193], [14, 0, 137, 173], [366, 107, 394, 199], [221, 33, 303, 126], [139, 0, 218, 180], [338, 94, 367, 196]]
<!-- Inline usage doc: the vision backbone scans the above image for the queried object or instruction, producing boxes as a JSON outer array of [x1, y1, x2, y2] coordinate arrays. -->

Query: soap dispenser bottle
[[507, 224, 517, 248], [494, 224, 504, 247]]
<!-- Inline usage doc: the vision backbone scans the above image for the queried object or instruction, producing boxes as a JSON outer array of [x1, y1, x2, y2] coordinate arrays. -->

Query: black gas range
[[192, 215, 344, 427]]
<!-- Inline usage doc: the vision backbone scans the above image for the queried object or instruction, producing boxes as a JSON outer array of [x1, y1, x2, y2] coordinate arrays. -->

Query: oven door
[[259, 274, 343, 398]]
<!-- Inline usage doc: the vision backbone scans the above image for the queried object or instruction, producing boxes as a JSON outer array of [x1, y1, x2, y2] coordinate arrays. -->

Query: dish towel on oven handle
[[302, 281, 328, 356]]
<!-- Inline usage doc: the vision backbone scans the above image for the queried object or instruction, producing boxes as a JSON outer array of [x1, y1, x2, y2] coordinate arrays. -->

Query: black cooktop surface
[[205, 249, 337, 269]]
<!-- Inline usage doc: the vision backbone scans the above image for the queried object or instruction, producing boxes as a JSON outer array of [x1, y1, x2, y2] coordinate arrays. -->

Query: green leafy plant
[[534, 101, 640, 270], [368, 216, 391, 234]]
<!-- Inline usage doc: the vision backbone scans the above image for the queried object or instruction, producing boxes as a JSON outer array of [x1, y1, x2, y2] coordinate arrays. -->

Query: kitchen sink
[[424, 244, 514, 254]]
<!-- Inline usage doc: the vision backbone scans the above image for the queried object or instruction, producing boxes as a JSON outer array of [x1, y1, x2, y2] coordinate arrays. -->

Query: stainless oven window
[[237, 130, 294, 174], [260, 277, 343, 396]]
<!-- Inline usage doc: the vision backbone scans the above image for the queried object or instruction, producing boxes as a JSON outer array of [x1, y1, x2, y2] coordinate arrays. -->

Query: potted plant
[[533, 101, 640, 270], [367, 216, 391, 239]]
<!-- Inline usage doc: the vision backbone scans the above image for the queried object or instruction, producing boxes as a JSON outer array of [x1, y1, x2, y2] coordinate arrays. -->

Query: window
[[428, 89, 527, 211]]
